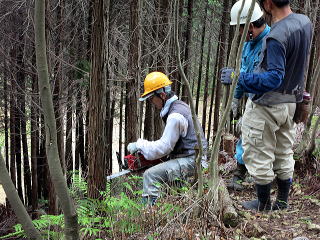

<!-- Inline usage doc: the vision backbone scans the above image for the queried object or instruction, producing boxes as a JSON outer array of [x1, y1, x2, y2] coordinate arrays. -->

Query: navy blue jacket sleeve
[[234, 83, 245, 99], [238, 39, 286, 94]]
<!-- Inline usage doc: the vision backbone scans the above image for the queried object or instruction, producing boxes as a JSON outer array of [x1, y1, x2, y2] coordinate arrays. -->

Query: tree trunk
[[53, 0, 65, 174], [0, 153, 42, 240], [174, 0, 205, 199], [125, 0, 141, 149], [3, 57, 9, 170], [19, 48, 32, 206], [65, 84, 73, 185], [34, 0, 79, 238], [31, 52, 39, 213], [207, 47, 220, 142], [195, 0, 209, 115], [9, 49, 17, 187], [201, 31, 213, 135], [181, 0, 194, 104], [208, 0, 254, 217], [87, 0, 109, 198], [76, 84, 86, 175], [213, 0, 230, 134]]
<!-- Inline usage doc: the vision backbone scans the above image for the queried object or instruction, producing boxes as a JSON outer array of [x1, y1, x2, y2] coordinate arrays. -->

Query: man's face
[[239, 24, 255, 42], [148, 94, 164, 110]]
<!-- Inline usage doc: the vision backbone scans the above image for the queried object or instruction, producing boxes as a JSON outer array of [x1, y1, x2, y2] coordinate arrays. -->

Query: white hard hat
[[230, 0, 264, 25]]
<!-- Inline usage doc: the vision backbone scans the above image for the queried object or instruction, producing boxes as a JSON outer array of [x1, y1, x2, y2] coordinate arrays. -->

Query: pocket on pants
[[243, 118, 265, 147], [179, 159, 195, 180]]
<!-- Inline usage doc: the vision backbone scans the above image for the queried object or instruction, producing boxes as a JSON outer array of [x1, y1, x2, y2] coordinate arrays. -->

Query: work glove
[[220, 67, 235, 85], [127, 142, 138, 154], [231, 98, 240, 117]]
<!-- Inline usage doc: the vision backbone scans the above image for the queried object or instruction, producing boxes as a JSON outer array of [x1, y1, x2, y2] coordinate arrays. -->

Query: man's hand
[[127, 142, 138, 154], [231, 98, 240, 117], [220, 67, 235, 85]]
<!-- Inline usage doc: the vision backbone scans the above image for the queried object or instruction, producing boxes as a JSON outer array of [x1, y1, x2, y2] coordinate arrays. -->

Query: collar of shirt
[[160, 95, 178, 118], [251, 24, 270, 44]]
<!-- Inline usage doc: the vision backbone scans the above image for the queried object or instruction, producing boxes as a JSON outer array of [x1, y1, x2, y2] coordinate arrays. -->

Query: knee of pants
[[251, 170, 274, 185], [143, 168, 156, 181], [275, 170, 294, 181]]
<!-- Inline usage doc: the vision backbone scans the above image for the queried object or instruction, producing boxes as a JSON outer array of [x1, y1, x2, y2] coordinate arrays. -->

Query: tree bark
[[125, 0, 141, 150], [87, 0, 109, 198], [181, 0, 194, 104], [213, 0, 230, 133], [201, 29, 214, 134], [9, 49, 17, 187], [34, 0, 79, 238], [207, 47, 220, 142], [195, 0, 209, 115], [0, 152, 42, 240], [3, 58, 9, 170], [31, 52, 39, 213]]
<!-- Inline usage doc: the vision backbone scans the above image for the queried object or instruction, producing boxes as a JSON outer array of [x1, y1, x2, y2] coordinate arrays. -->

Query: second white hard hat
[[230, 0, 264, 25]]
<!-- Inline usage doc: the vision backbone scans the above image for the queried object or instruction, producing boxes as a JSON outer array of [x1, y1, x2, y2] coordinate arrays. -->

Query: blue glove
[[127, 142, 138, 154], [220, 67, 235, 85]]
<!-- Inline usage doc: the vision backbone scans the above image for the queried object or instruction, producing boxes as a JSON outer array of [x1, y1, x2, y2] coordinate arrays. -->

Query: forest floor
[[219, 169, 320, 240], [0, 115, 319, 239]]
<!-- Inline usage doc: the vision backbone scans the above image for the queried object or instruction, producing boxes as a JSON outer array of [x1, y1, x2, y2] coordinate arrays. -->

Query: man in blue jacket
[[227, 0, 270, 191], [221, 0, 312, 211]]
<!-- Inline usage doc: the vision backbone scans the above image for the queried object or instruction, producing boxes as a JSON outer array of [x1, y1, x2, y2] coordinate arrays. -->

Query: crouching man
[[127, 72, 208, 205]]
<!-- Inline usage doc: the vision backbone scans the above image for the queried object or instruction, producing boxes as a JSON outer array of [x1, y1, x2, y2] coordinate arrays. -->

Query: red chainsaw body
[[124, 154, 165, 171]]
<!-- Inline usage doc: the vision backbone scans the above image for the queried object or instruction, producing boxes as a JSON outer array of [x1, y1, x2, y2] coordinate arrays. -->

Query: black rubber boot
[[272, 178, 291, 210], [242, 183, 272, 211], [228, 163, 247, 190]]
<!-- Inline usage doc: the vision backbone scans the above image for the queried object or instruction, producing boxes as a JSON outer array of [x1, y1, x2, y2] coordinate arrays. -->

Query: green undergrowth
[[1, 172, 189, 239]]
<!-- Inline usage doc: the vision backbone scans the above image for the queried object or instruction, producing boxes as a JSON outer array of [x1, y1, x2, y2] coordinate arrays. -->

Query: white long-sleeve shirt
[[136, 112, 188, 160]]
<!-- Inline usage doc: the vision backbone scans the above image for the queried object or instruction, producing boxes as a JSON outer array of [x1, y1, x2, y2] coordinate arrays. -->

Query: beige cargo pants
[[241, 99, 296, 185]]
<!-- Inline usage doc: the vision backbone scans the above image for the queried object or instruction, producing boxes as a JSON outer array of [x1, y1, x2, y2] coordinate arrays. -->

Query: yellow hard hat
[[139, 72, 172, 101]]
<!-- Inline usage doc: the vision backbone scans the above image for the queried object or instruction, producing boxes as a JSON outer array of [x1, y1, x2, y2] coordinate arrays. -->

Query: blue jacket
[[234, 25, 270, 165], [234, 25, 271, 99]]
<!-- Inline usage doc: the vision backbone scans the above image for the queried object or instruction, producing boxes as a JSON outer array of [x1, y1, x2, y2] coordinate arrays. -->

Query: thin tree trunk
[[195, 0, 209, 114], [76, 85, 86, 175], [181, 0, 194, 104], [53, 0, 65, 174], [34, 0, 79, 238], [65, 85, 73, 185], [0, 153, 42, 240], [174, 0, 204, 199], [126, 0, 141, 148], [119, 81, 124, 167], [201, 30, 213, 134], [208, 0, 254, 218], [213, 0, 230, 133], [20, 55, 32, 206], [31, 53, 39, 212], [4, 58, 9, 170], [9, 49, 17, 187], [207, 47, 220, 142]]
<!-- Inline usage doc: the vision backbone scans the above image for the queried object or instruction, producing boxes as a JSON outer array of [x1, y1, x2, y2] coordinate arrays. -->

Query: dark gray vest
[[253, 13, 312, 105], [162, 100, 208, 159]]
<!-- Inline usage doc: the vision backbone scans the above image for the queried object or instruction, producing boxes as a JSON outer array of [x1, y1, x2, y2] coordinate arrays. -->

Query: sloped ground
[[222, 172, 320, 240]]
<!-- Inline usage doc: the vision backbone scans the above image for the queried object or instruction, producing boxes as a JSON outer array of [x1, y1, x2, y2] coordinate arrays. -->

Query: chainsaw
[[106, 152, 168, 180]]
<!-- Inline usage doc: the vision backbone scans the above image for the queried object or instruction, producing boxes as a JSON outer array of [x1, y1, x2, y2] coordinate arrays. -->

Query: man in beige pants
[[221, 0, 312, 211]]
